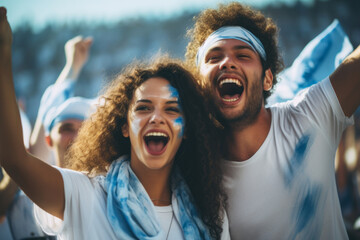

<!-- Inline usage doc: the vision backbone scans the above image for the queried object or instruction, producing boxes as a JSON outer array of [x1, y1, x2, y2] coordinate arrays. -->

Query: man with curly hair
[[186, 2, 360, 239]]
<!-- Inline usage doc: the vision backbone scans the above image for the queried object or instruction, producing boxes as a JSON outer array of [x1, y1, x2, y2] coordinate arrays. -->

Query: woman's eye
[[135, 105, 150, 111], [166, 107, 180, 113]]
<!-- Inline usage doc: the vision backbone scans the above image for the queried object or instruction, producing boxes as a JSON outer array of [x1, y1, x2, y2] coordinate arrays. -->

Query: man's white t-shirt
[[222, 77, 352, 240]]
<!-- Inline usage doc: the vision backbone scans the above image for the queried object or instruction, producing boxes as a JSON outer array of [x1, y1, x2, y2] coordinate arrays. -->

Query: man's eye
[[206, 55, 222, 63], [209, 56, 220, 60], [210, 55, 220, 59], [237, 54, 250, 59]]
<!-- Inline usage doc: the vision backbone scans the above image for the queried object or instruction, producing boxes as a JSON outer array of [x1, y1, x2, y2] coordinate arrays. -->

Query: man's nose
[[219, 55, 237, 70]]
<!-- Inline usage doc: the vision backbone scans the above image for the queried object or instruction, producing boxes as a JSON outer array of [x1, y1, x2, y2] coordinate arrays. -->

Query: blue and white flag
[[267, 19, 354, 106]]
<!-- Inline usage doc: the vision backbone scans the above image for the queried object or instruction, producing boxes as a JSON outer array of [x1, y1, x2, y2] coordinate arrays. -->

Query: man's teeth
[[219, 78, 242, 87], [145, 132, 168, 137]]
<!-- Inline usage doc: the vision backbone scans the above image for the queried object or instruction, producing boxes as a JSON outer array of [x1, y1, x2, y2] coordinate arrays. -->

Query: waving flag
[[267, 19, 354, 106]]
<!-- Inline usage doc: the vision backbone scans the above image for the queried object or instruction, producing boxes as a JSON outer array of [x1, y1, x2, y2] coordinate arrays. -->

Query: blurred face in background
[[47, 119, 83, 167]]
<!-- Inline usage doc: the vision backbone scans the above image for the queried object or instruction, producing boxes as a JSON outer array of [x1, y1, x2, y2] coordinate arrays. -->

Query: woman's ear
[[263, 68, 273, 91], [122, 123, 129, 138]]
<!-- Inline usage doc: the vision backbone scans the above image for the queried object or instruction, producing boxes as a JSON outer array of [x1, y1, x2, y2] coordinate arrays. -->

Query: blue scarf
[[104, 155, 211, 239]]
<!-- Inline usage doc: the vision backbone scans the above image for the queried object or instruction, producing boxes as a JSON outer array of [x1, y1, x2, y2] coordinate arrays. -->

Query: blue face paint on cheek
[[174, 117, 185, 139]]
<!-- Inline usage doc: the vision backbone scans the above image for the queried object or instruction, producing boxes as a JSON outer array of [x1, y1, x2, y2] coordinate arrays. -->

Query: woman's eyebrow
[[135, 99, 152, 104], [166, 100, 179, 104]]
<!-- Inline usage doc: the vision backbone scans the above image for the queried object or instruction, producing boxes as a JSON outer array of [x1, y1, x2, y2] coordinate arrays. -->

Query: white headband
[[196, 26, 267, 66]]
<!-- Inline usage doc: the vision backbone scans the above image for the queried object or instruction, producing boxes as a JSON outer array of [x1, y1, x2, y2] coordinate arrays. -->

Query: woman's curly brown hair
[[65, 57, 226, 239], [186, 2, 284, 102]]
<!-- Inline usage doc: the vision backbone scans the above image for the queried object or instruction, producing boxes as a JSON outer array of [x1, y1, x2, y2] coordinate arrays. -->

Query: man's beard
[[217, 76, 264, 130]]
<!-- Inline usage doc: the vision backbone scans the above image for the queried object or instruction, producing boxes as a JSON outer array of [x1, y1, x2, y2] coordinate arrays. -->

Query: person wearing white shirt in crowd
[[186, 2, 360, 239], [29, 35, 93, 167]]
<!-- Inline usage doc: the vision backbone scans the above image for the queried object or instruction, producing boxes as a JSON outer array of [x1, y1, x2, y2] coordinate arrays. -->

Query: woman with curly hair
[[0, 10, 228, 238]]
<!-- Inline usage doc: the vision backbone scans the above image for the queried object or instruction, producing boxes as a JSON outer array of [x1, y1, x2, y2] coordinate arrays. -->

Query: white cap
[[43, 97, 97, 135]]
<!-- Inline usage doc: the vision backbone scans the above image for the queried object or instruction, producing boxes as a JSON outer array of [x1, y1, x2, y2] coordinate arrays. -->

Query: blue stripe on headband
[[196, 26, 267, 65]]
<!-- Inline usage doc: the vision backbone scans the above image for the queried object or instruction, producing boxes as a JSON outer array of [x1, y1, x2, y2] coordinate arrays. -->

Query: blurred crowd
[[1, 0, 360, 239]]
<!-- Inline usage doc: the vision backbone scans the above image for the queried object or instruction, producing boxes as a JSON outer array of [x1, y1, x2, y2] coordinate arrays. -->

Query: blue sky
[[3, 0, 315, 30]]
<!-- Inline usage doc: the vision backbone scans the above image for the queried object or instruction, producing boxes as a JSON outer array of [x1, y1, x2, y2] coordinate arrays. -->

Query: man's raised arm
[[330, 45, 360, 117]]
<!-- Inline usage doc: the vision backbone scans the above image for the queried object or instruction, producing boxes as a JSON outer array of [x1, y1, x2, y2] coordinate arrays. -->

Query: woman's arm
[[0, 7, 65, 220]]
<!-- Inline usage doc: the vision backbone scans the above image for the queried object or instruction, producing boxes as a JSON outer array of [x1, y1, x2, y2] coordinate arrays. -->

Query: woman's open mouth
[[217, 78, 244, 103], [144, 131, 169, 155]]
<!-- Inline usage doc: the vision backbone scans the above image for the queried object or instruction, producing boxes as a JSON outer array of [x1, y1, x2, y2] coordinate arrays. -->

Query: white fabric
[[1, 191, 47, 240], [34, 168, 116, 240], [155, 206, 231, 240], [0, 217, 13, 240], [155, 205, 184, 240], [222, 77, 352, 240], [34, 167, 230, 240], [44, 96, 97, 135]]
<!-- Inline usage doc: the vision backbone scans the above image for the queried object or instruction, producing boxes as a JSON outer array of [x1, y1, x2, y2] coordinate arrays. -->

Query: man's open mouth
[[217, 78, 244, 102], [144, 132, 169, 155]]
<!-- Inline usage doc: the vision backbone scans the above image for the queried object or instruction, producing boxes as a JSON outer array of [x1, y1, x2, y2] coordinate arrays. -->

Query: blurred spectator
[[29, 35, 96, 167], [1, 36, 95, 240], [337, 109, 360, 239], [0, 107, 53, 239]]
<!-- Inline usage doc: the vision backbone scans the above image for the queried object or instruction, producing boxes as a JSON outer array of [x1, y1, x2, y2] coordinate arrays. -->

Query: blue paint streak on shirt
[[292, 184, 321, 238], [174, 117, 185, 138], [285, 134, 311, 187]]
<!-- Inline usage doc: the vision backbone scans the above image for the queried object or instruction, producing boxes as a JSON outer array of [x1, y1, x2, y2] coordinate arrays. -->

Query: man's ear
[[45, 135, 53, 147], [122, 123, 129, 138], [263, 68, 273, 91]]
